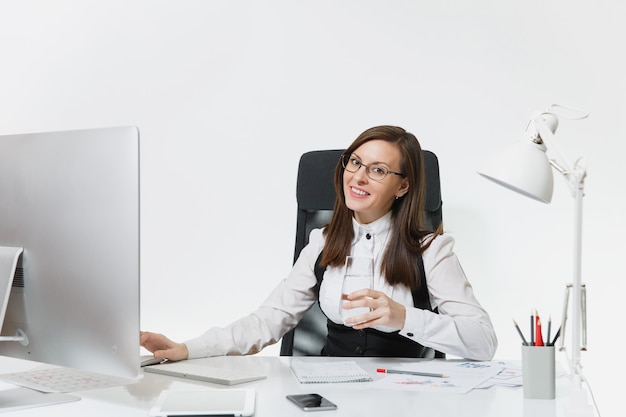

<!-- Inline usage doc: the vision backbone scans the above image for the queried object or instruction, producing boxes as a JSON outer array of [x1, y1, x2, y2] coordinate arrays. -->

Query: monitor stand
[[0, 387, 80, 412]]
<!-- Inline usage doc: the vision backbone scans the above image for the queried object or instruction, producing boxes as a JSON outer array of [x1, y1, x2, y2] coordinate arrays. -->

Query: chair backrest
[[279, 149, 443, 356]]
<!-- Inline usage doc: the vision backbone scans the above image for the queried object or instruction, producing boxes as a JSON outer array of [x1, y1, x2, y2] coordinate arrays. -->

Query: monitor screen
[[0, 126, 141, 381]]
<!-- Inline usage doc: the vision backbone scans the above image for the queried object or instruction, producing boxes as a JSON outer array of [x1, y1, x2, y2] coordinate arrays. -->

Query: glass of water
[[340, 256, 374, 325]]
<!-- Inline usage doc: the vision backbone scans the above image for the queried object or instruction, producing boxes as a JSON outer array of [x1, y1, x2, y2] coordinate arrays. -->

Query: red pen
[[377, 368, 447, 378], [535, 314, 544, 346]]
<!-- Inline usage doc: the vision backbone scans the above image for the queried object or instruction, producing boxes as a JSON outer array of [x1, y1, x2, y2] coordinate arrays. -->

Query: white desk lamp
[[478, 104, 594, 417]]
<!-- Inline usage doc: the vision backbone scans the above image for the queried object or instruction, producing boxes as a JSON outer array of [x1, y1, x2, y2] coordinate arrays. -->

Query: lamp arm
[[559, 173, 595, 417]]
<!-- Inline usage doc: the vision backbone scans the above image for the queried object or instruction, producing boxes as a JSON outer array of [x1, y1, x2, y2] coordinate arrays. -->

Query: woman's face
[[343, 140, 409, 224]]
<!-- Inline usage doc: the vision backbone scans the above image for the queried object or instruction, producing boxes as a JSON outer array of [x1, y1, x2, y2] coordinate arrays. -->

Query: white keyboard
[[1, 367, 132, 393], [143, 361, 267, 386]]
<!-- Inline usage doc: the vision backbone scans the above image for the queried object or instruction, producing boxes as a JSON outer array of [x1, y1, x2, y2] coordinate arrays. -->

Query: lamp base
[[564, 388, 594, 417]]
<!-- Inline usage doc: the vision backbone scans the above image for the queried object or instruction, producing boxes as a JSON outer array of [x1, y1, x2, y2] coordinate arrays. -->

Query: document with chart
[[373, 360, 505, 394]]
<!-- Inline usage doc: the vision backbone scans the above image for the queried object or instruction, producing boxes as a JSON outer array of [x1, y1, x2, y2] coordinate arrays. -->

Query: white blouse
[[185, 212, 498, 361]]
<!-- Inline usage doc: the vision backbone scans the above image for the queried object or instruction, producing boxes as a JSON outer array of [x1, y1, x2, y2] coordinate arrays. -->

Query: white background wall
[[1, 1, 623, 414]]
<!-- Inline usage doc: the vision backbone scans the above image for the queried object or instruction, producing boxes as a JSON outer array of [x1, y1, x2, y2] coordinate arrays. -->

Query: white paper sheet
[[372, 360, 506, 394]]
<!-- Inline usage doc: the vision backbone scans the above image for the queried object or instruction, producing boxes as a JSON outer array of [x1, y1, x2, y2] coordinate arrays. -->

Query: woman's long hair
[[321, 125, 442, 290]]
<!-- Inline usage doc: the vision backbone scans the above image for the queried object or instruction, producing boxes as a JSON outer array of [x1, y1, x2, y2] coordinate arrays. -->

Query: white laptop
[[149, 388, 255, 417], [143, 360, 266, 386]]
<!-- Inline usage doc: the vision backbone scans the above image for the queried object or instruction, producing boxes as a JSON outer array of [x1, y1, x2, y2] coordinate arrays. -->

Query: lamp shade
[[477, 138, 554, 203]]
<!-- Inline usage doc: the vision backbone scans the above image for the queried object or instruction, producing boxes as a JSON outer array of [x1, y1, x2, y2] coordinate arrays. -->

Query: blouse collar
[[351, 211, 392, 244]]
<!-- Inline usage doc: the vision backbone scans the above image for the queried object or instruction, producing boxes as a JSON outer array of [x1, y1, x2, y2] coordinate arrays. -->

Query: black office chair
[[279, 149, 443, 356]]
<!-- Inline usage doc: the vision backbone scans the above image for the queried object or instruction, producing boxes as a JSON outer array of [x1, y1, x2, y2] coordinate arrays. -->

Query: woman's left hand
[[342, 289, 406, 330]]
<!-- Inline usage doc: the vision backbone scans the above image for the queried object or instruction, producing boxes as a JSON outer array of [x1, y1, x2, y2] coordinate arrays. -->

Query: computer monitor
[[0, 126, 141, 383]]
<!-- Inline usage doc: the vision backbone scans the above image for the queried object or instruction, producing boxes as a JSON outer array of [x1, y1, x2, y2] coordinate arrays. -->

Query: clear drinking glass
[[340, 256, 374, 325]]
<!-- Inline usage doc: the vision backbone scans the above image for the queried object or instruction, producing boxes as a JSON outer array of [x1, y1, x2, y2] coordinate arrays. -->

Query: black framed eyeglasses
[[341, 154, 405, 182]]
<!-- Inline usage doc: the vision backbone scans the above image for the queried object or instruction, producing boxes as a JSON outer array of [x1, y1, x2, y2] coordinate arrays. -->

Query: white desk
[[0, 356, 571, 416]]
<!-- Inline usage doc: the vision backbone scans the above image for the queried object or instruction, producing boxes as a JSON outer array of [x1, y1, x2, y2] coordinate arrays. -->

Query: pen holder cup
[[521, 345, 555, 399]]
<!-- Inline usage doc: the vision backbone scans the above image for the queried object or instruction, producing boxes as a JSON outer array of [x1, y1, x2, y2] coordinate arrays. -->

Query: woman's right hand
[[140, 331, 189, 362]]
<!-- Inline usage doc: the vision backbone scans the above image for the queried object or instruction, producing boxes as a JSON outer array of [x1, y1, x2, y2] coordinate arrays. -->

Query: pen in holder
[[521, 345, 555, 399]]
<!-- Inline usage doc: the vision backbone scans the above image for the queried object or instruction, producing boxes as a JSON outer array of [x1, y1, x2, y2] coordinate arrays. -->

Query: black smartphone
[[286, 393, 338, 411]]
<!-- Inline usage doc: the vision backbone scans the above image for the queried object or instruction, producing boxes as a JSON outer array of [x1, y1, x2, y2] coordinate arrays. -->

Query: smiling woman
[[141, 125, 498, 362]]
